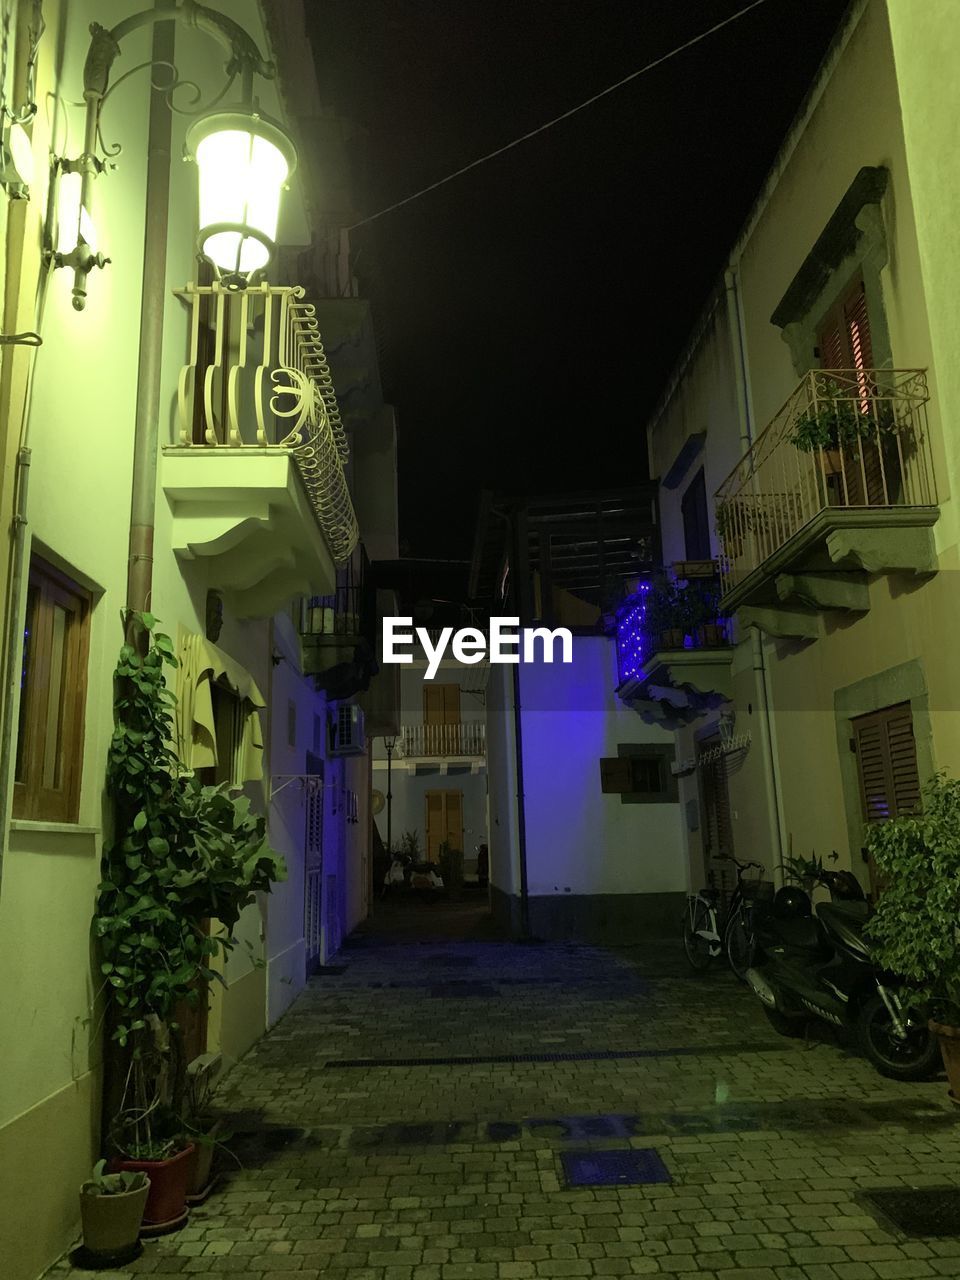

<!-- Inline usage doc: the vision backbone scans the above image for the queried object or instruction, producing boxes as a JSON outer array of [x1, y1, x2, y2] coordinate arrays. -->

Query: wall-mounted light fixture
[[0, 0, 44, 200], [0, 119, 34, 198], [46, 3, 292, 310], [187, 107, 296, 287]]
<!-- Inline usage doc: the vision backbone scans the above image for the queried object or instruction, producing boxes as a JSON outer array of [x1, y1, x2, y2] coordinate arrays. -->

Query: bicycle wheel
[[725, 908, 755, 981], [682, 898, 716, 971]]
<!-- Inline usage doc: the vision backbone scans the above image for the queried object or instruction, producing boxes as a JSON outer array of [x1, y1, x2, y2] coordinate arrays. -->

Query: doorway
[[425, 788, 464, 860]]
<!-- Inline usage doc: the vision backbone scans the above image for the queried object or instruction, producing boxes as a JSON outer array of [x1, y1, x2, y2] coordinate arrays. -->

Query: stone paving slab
[[46, 928, 960, 1278]]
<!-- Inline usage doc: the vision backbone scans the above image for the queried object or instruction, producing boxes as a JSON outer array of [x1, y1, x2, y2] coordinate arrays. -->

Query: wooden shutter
[[853, 702, 921, 822], [699, 741, 734, 860], [600, 757, 634, 793], [425, 791, 444, 859], [681, 469, 711, 561], [816, 276, 874, 373]]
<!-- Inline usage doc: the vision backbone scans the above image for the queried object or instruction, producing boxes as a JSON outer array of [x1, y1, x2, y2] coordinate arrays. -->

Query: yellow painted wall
[[0, 4, 327, 1277]]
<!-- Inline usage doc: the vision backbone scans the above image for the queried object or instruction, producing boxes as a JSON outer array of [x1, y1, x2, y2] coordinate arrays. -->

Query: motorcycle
[[746, 868, 940, 1081]]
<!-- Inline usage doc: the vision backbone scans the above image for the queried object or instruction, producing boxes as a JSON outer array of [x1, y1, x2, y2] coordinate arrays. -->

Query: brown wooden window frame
[[13, 556, 92, 823]]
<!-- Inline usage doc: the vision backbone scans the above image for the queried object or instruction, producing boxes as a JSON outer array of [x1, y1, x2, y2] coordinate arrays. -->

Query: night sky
[[308, 0, 852, 563]]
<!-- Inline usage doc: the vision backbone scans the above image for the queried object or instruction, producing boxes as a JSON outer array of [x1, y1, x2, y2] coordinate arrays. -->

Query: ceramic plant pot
[[114, 1144, 194, 1230], [78, 1176, 150, 1266], [929, 1020, 960, 1104]]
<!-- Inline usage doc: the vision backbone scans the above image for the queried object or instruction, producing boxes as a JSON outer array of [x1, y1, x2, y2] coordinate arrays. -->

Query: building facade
[[631, 0, 960, 902], [0, 4, 395, 1277]]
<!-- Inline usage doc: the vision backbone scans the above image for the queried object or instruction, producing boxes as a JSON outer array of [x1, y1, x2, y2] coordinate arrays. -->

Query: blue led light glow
[[615, 583, 650, 685]]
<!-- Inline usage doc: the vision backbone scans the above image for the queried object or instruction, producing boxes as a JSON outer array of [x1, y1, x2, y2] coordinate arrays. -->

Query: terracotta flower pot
[[661, 629, 685, 649], [929, 1020, 960, 1103], [113, 1143, 194, 1229], [79, 1176, 150, 1266], [697, 623, 726, 648]]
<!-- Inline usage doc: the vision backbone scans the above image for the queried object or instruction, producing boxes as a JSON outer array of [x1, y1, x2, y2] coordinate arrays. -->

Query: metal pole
[[126, 0, 176, 632], [385, 742, 393, 853]]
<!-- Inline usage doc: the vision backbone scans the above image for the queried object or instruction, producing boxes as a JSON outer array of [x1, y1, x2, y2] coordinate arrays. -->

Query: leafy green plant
[[96, 612, 286, 1159], [82, 1159, 148, 1196], [779, 850, 838, 888], [789, 382, 885, 453], [865, 773, 960, 1025], [399, 830, 421, 859]]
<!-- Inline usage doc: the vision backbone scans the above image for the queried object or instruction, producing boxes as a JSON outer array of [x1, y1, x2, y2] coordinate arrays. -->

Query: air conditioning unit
[[330, 703, 366, 756]]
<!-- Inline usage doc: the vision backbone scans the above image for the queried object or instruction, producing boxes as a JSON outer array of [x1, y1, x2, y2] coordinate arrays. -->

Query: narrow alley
[[51, 911, 960, 1279]]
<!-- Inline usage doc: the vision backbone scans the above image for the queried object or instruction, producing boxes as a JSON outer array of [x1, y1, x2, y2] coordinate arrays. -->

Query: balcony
[[615, 577, 732, 724], [715, 370, 938, 635], [398, 721, 486, 762], [299, 550, 375, 697], [163, 282, 360, 618]]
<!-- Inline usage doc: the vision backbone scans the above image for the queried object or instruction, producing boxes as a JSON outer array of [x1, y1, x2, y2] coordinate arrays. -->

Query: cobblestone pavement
[[50, 911, 960, 1280]]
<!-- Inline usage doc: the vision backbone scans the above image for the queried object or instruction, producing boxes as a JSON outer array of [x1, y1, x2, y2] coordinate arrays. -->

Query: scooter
[[746, 869, 940, 1081]]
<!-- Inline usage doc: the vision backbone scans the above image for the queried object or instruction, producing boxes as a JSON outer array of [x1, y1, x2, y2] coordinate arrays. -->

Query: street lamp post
[[384, 735, 397, 855]]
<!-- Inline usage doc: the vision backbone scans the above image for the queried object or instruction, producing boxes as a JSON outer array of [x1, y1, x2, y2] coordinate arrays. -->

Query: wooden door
[[425, 789, 464, 860], [423, 683, 461, 754], [851, 702, 920, 897]]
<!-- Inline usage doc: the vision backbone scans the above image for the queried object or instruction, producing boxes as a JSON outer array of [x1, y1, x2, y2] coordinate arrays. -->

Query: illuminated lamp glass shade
[[187, 109, 297, 278], [56, 168, 98, 255]]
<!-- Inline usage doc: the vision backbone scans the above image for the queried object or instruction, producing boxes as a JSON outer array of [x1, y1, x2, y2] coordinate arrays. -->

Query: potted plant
[[789, 382, 886, 473], [97, 614, 287, 1228], [643, 581, 684, 649], [438, 842, 464, 900], [715, 498, 753, 560], [864, 773, 960, 1102], [181, 1054, 228, 1204], [78, 1160, 150, 1268]]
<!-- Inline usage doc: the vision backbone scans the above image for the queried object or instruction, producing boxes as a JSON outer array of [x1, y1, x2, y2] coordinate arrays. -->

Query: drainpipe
[[0, 446, 31, 896], [126, 1, 176, 627], [724, 267, 786, 885], [511, 662, 530, 940]]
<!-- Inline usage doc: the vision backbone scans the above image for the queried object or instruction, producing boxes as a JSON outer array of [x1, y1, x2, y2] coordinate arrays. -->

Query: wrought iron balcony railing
[[715, 369, 936, 595], [399, 722, 486, 759], [174, 281, 359, 564]]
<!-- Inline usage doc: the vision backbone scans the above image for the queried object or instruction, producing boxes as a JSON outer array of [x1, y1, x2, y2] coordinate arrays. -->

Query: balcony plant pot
[[696, 623, 726, 648], [78, 1171, 150, 1267], [113, 1143, 194, 1230], [929, 1020, 960, 1104], [661, 628, 685, 649]]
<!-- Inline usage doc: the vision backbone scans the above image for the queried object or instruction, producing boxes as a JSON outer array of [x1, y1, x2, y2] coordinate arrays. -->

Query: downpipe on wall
[[724, 267, 787, 886]]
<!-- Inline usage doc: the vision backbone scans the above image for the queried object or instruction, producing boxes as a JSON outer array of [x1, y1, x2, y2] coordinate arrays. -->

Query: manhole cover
[[560, 1148, 671, 1188], [862, 1186, 960, 1237]]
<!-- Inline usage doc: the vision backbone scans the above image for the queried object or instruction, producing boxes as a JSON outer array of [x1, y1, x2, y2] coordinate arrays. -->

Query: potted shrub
[[78, 1160, 150, 1267], [865, 773, 960, 1102], [715, 498, 751, 560], [97, 614, 287, 1228]]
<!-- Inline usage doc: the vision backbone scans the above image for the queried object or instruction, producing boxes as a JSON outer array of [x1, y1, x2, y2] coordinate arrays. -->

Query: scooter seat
[[758, 912, 825, 953]]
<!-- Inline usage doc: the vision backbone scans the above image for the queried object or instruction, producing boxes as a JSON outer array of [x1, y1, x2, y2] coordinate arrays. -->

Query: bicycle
[[681, 855, 767, 979]]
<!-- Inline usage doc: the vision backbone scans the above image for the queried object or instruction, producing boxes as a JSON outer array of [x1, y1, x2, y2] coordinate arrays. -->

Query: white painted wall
[[518, 637, 685, 898]]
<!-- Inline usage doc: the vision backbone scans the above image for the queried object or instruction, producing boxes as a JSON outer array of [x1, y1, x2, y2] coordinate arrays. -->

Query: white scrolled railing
[[399, 721, 486, 759], [174, 281, 359, 564], [714, 369, 936, 595]]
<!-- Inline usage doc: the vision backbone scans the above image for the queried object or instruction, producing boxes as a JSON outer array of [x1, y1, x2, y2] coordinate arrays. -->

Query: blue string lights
[[615, 582, 650, 685]]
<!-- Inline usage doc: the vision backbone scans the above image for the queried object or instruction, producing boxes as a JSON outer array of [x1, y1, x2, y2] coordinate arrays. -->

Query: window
[[681, 468, 711, 561], [852, 702, 920, 823], [817, 275, 875, 376], [196, 681, 245, 786], [14, 557, 91, 822], [599, 745, 677, 804]]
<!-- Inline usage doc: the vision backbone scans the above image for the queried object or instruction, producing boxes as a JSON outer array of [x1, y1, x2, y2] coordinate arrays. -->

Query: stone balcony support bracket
[[825, 522, 938, 577], [775, 572, 870, 612]]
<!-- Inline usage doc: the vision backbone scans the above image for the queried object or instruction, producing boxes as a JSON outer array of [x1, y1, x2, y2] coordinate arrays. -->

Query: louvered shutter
[[817, 307, 848, 370], [844, 279, 875, 374], [699, 741, 734, 860], [853, 702, 920, 822]]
